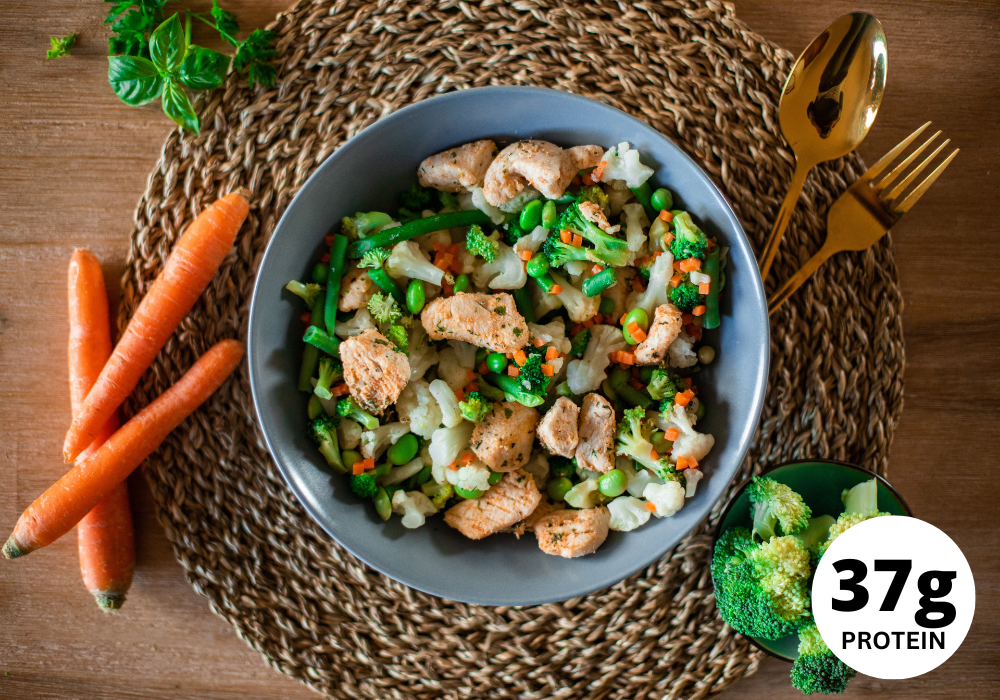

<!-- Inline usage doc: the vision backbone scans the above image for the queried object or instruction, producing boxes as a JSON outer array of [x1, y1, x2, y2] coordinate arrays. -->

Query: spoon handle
[[767, 243, 836, 315], [757, 161, 810, 283]]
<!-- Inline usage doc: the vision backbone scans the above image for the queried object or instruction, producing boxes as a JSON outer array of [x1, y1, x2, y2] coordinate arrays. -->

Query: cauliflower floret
[[428, 422, 474, 467], [338, 418, 362, 450], [407, 324, 439, 381], [522, 450, 549, 491], [643, 481, 685, 517], [447, 340, 477, 370], [360, 422, 410, 460], [473, 241, 527, 290], [449, 463, 492, 492], [335, 308, 376, 339], [667, 330, 698, 369], [628, 250, 674, 319], [564, 478, 601, 509], [666, 403, 715, 463], [547, 271, 600, 323], [528, 319, 571, 355], [395, 379, 442, 439], [597, 142, 654, 188], [470, 187, 505, 225], [391, 490, 437, 529], [607, 185, 635, 216], [428, 378, 463, 428], [607, 495, 652, 532], [434, 349, 471, 394], [621, 203, 649, 257], [512, 225, 549, 256], [498, 185, 542, 213], [566, 324, 628, 394], [387, 240, 447, 286], [682, 468, 704, 497], [383, 457, 425, 486]]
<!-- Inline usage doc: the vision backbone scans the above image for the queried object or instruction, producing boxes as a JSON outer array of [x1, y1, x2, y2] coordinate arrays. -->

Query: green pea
[[406, 279, 425, 314], [650, 431, 673, 455], [475, 347, 489, 366], [486, 352, 508, 373], [488, 471, 503, 485], [609, 365, 631, 389], [547, 477, 573, 502], [695, 400, 706, 420], [599, 296, 615, 316], [370, 461, 391, 480], [651, 188, 673, 212], [541, 200, 558, 228], [520, 199, 544, 230], [415, 464, 434, 485], [307, 394, 324, 420], [387, 434, 419, 465], [622, 308, 650, 344], [638, 366, 655, 383], [455, 486, 484, 499], [453, 273, 470, 294], [526, 254, 550, 278], [598, 469, 627, 498], [312, 262, 329, 284], [373, 487, 392, 521], [341, 450, 362, 470]]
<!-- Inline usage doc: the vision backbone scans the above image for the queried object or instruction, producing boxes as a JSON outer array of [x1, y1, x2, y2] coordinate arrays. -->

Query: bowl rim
[[711, 458, 914, 661], [247, 84, 771, 605]]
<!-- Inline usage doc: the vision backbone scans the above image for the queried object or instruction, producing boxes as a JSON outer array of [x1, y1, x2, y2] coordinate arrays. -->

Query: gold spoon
[[757, 12, 887, 283]]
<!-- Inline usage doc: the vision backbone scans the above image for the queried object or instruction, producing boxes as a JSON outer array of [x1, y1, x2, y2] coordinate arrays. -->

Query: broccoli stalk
[[474, 375, 507, 402], [336, 397, 379, 430], [349, 472, 378, 498], [577, 185, 609, 210], [569, 328, 592, 356], [747, 476, 812, 541], [309, 414, 345, 473], [358, 247, 391, 269], [466, 224, 501, 262], [384, 324, 409, 354], [557, 203, 630, 267], [421, 480, 454, 510], [669, 211, 710, 261], [647, 369, 686, 403], [543, 236, 591, 268], [817, 479, 890, 558], [790, 623, 857, 694], [711, 526, 813, 639], [458, 391, 494, 422], [615, 406, 674, 480], [285, 280, 322, 308], [793, 515, 837, 559], [367, 292, 402, 325], [341, 211, 393, 240], [670, 280, 701, 312], [313, 357, 343, 400]]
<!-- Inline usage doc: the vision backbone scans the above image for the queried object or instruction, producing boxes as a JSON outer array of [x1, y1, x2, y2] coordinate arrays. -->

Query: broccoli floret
[[421, 480, 455, 510], [336, 397, 379, 430], [400, 182, 432, 211], [358, 247, 391, 269], [817, 479, 891, 559], [748, 476, 812, 541], [458, 391, 494, 422], [466, 224, 501, 262], [669, 211, 709, 261], [647, 369, 687, 402], [285, 280, 322, 309], [577, 185, 609, 210], [636, 256, 655, 281], [309, 414, 344, 472], [313, 357, 343, 400], [502, 218, 525, 246], [384, 324, 409, 354], [712, 527, 812, 639], [669, 281, 701, 312], [569, 328, 592, 356], [549, 455, 576, 479], [790, 622, 857, 694], [438, 191, 460, 210], [519, 352, 550, 395], [397, 207, 421, 224], [367, 292, 402, 325], [558, 203, 630, 267], [491, 366, 547, 408], [341, 211, 393, 240], [615, 406, 674, 480], [349, 472, 378, 499], [818, 512, 890, 559], [543, 236, 590, 268]]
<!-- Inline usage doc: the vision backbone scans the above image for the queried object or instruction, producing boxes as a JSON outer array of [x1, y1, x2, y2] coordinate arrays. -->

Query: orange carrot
[[679, 258, 702, 273], [669, 274, 682, 288], [649, 448, 659, 461], [460, 452, 475, 466], [571, 234, 583, 247], [549, 285, 563, 295], [4, 340, 244, 559], [658, 210, 673, 223], [644, 501, 657, 513], [519, 250, 533, 262], [62, 192, 249, 462], [663, 233, 675, 246], [68, 250, 136, 611], [665, 427, 680, 441], [544, 346, 559, 361], [532, 338, 545, 348], [513, 350, 528, 366], [692, 305, 707, 317], [541, 364, 555, 376], [676, 456, 690, 470], [507, 365, 520, 378], [352, 462, 365, 475], [627, 322, 647, 343], [698, 281, 710, 295], [674, 389, 695, 407], [560, 229, 572, 244]]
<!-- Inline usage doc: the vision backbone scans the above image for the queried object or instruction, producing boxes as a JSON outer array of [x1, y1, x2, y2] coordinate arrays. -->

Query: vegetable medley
[[284, 138, 727, 558]]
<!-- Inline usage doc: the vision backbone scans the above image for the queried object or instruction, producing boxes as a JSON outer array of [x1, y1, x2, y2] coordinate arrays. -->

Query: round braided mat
[[118, 1, 905, 698]]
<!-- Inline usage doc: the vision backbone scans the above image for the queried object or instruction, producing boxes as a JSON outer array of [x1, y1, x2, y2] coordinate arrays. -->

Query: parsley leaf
[[232, 29, 277, 87], [210, 0, 240, 46], [105, 0, 169, 58], [46, 34, 76, 60]]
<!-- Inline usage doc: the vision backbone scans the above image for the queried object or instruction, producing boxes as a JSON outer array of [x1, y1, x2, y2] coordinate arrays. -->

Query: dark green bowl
[[712, 460, 912, 661]]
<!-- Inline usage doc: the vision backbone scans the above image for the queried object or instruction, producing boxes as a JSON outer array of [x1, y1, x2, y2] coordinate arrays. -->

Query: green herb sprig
[[47, 34, 77, 60]]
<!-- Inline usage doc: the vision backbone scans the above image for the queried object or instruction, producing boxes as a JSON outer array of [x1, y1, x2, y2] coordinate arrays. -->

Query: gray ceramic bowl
[[248, 86, 769, 605]]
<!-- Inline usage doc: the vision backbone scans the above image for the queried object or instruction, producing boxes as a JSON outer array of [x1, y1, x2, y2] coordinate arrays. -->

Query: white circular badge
[[812, 516, 975, 679]]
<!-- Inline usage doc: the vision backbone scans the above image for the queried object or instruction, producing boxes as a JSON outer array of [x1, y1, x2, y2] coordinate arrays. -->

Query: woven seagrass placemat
[[117, 1, 905, 698]]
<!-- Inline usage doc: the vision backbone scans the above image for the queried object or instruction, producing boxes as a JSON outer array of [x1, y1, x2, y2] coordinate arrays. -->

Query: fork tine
[[891, 149, 959, 215], [883, 138, 950, 202], [860, 121, 932, 183], [876, 131, 943, 192]]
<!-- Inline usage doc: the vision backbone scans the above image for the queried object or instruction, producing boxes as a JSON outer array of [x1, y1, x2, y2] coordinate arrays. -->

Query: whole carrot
[[4, 339, 244, 559], [68, 250, 135, 611], [62, 192, 250, 463]]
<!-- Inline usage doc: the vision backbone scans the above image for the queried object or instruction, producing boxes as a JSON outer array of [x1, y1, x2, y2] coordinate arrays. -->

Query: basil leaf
[[107, 55, 163, 106], [149, 13, 186, 75], [161, 80, 199, 133], [179, 46, 230, 91]]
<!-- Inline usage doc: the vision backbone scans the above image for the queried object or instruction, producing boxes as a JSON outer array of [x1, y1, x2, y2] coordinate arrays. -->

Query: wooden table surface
[[1, 1, 997, 698]]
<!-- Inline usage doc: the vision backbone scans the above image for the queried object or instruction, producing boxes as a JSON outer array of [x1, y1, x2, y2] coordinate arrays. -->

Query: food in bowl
[[283, 138, 728, 558]]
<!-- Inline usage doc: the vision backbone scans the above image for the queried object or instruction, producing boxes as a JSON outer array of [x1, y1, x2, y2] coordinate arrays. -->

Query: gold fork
[[768, 122, 958, 314]]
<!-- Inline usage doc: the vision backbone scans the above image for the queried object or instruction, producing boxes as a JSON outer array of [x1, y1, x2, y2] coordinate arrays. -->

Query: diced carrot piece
[[320, 252, 331, 263], [513, 350, 527, 366], [570, 323, 584, 335], [331, 383, 350, 397], [448, 461, 459, 470], [549, 285, 563, 295], [545, 346, 559, 361], [620, 313, 628, 325], [352, 462, 365, 475], [460, 452, 475, 466], [560, 229, 572, 244], [593, 160, 608, 181], [465, 382, 479, 393], [665, 428, 680, 441], [508, 365, 520, 377], [676, 456, 690, 470], [449, 258, 463, 274], [454, 388, 464, 401], [477, 361, 489, 375], [645, 501, 657, 512], [619, 352, 635, 366], [688, 456, 699, 468], [698, 282, 710, 295], [582, 317, 595, 329], [687, 325, 703, 341], [658, 209, 673, 223], [681, 313, 694, 325], [300, 312, 312, 324], [692, 305, 706, 317], [673, 260, 683, 272], [649, 448, 659, 460], [533, 338, 545, 348], [324, 234, 336, 246], [541, 364, 555, 376], [364, 458, 375, 471], [652, 250, 661, 259], [448, 243, 460, 255], [630, 279, 644, 292], [627, 322, 647, 343], [591, 264, 604, 275], [593, 314, 604, 325], [581, 171, 595, 186], [519, 250, 533, 262], [663, 233, 675, 246], [679, 258, 702, 273], [628, 378, 644, 391], [669, 274, 682, 288], [680, 377, 693, 388], [572, 234, 583, 247], [674, 389, 695, 407], [707, 238, 716, 251]]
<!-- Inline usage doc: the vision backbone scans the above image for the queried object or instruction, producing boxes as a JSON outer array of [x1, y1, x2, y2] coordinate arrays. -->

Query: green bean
[[617, 383, 652, 408], [629, 181, 657, 221], [367, 268, 406, 307], [533, 273, 557, 295], [348, 210, 490, 257], [526, 254, 550, 278], [512, 285, 536, 324], [370, 461, 391, 480], [488, 471, 503, 485], [453, 273, 470, 294], [312, 262, 329, 284], [608, 365, 631, 389], [488, 372, 545, 407], [695, 400, 706, 420], [415, 464, 434, 485], [599, 296, 615, 316], [387, 434, 419, 465], [601, 378, 618, 402], [307, 394, 324, 419], [547, 477, 573, 502], [323, 234, 349, 334], [651, 188, 673, 212], [342, 450, 362, 470], [303, 325, 340, 356], [406, 279, 425, 314], [581, 267, 617, 297], [638, 366, 655, 383], [622, 308, 649, 344], [598, 469, 627, 498], [486, 352, 508, 373], [373, 488, 392, 521], [297, 299, 325, 391], [541, 200, 558, 228], [475, 374, 507, 402], [455, 486, 484, 499], [520, 199, 543, 230], [703, 249, 721, 330]]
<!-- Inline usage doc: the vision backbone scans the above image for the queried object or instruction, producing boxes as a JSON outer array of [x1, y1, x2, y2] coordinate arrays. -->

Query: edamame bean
[[455, 486, 484, 499], [547, 477, 573, 502], [307, 394, 324, 419], [453, 273, 470, 294], [488, 471, 503, 485], [526, 254, 550, 278], [622, 308, 650, 344], [698, 346, 716, 364], [651, 431, 673, 455], [695, 399, 706, 420], [342, 450, 362, 470], [651, 188, 673, 212], [486, 352, 508, 373], [598, 469, 627, 498], [406, 279, 425, 314], [415, 464, 434, 485], [542, 200, 558, 228], [520, 199, 543, 230], [374, 487, 392, 521], [599, 296, 615, 316], [370, 461, 391, 480], [312, 262, 329, 284], [387, 433, 419, 465]]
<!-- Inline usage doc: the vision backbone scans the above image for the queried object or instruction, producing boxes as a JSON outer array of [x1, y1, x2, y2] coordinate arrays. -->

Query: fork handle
[[767, 244, 836, 315], [758, 160, 811, 284]]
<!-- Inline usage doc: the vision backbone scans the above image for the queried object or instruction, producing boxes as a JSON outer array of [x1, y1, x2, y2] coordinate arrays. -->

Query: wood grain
[[1, 1, 997, 698]]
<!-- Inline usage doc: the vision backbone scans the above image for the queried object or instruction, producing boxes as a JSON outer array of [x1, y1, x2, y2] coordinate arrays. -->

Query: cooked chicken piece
[[470, 401, 539, 472], [417, 140, 498, 192], [339, 262, 376, 312], [339, 328, 410, 413], [576, 392, 616, 473], [508, 498, 559, 538], [483, 140, 604, 206], [444, 469, 541, 540], [537, 397, 580, 458], [534, 507, 611, 558], [421, 292, 529, 354], [635, 303, 684, 365], [603, 266, 636, 323], [579, 201, 613, 233]]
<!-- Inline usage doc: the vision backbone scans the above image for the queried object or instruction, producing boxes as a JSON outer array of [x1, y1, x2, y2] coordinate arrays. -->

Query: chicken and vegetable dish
[[284, 138, 727, 558]]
